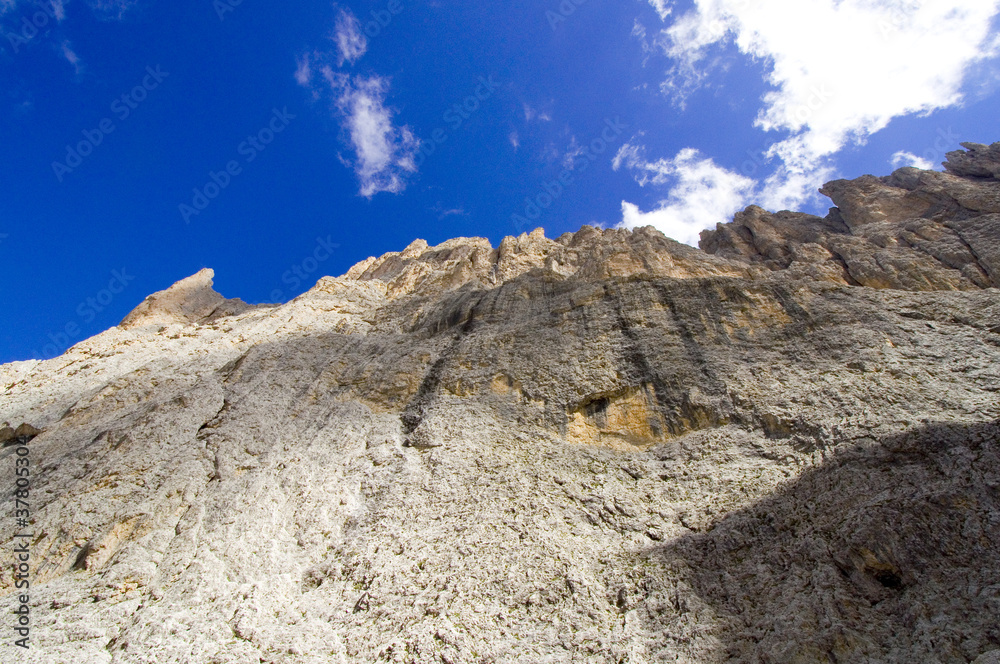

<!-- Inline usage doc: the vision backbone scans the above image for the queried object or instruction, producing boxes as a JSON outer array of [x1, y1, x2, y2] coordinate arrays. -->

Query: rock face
[[1, 143, 999, 663]]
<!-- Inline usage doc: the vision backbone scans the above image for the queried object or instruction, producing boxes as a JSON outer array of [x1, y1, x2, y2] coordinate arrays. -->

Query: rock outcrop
[[1, 143, 999, 663], [701, 142, 1000, 291], [119, 268, 259, 330]]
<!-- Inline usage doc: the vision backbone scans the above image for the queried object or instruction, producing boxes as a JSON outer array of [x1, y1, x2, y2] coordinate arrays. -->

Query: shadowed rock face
[[1, 144, 999, 663], [643, 420, 1000, 664]]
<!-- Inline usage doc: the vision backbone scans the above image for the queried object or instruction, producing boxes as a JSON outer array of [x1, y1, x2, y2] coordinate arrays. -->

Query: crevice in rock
[[71, 543, 92, 570], [819, 246, 864, 287], [219, 350, 252, 384], [400, 291, 488, 444], [196, 399, 229, 437], [400, 353, 450, 442]]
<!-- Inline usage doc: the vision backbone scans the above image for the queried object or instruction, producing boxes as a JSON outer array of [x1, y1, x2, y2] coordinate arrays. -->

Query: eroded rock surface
[[2, 143, 999, 663]]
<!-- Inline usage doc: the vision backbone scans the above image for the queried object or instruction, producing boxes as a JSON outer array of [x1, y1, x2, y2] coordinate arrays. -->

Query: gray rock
[[2, 143, 1000, 663], [119, 267, 261, 330], [943, 142, 1000, 179]]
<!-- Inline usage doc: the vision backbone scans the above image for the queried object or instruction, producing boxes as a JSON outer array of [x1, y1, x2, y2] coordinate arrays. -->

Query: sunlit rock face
[[701, 141, 1000, 292], [2, 143, 999, 664]]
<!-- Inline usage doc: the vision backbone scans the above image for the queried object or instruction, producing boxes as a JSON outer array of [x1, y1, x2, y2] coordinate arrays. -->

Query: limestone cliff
[[1, 143, 999, 663]]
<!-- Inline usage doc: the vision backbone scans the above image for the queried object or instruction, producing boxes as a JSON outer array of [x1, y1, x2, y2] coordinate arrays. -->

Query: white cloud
[[632, 19, 646, 42], [615, 144, 755, 246], [632, 19, 658, 65], [297, 8, 417, 197], [509, 130, 519, 150], [294, 54, 312, 87], [649, 0, 1000, 209], [612, 134, 647, 170], [333, 8, 367, 66], [61, 40, 81, 72], [333, 75, 419, 198], [522, 103, 551, 122], [647, 0, 672, 21], [319, 65, 349, 91], [890, 150, 934, 170], [562, 136, 585, 169], [432, 204, 468, 220], [1, 0, 65, 19]]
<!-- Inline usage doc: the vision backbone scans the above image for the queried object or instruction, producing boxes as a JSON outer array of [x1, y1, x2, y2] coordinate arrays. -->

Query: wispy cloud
[[330, 75, 419, 198], [614, 143, 754, 246], [294, 54, 313, 87], [890, 150, 934, 171], [645, 0, 1000, 211], [561, 135, 585, 169], [431, 203, 467, 220], [61, 40, 81, 73], [522, 102, 551, 123], [647, 0, 672, 21], [297, 6, 418, 197], [333, 8, 367, 66], [1, 0, 65, 21]]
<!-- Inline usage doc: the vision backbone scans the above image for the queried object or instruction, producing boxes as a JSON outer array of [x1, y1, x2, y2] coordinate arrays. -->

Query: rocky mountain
[[2, 142, 999, 663]]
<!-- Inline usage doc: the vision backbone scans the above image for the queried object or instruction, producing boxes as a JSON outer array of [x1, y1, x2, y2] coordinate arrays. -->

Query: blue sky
[[2, 0, 999, 363]]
